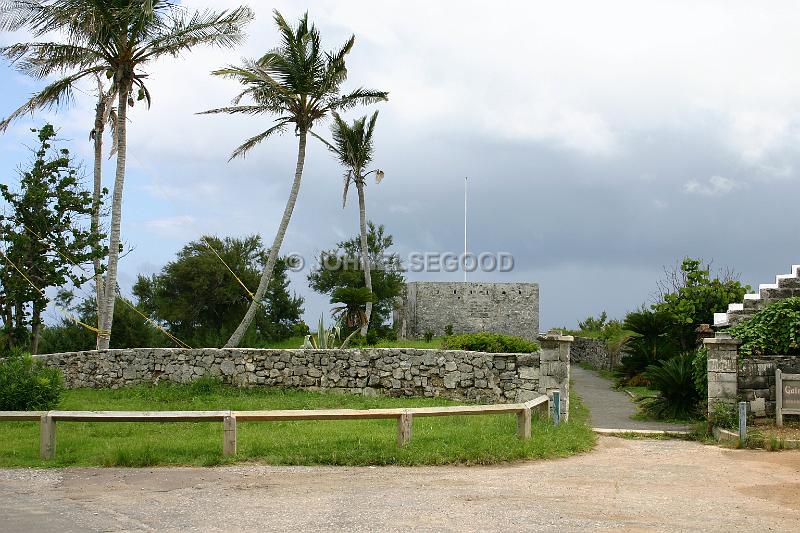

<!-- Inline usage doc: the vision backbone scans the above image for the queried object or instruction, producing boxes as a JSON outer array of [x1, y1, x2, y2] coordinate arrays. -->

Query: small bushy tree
[[133, 235, 304, 347], [0, 124, 102, 353], [308, 223, 404, 337]]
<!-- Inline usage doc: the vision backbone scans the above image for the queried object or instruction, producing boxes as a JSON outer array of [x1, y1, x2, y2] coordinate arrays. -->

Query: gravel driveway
[[2, 437, 800, 532]]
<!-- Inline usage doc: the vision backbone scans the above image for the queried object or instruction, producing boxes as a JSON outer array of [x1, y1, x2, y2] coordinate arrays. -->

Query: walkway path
[[571, 365, 691, 432], [2, 438, 799, 531]]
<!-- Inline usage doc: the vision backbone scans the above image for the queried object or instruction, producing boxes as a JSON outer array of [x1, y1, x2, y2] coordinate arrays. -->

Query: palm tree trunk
[[356, 180, 372, 335], [97, 83, 130, 350], [225, 129, 308, 348], [91, 95, 106, 327]]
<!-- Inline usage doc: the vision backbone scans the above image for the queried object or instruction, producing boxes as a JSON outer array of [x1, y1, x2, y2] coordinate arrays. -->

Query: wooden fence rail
[[0, 394, 554, 460]]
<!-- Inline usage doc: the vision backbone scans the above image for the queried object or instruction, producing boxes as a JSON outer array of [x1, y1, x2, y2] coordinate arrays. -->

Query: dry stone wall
[[397, 282, 539, 340], [34, 336, 572, 416], [705, 332, 800, 417], [570, 337, 613, 370]]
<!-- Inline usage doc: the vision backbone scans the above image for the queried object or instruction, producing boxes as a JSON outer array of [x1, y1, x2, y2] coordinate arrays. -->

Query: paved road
[[2, 438, 800, 532], [571, 365, 692, 432]]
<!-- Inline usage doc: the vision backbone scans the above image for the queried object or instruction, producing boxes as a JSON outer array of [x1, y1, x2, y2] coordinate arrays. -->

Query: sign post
[[776, 369, 800, 427]]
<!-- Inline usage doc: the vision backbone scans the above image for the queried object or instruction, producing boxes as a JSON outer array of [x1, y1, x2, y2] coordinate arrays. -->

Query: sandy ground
[[2, 437, 800, 532]]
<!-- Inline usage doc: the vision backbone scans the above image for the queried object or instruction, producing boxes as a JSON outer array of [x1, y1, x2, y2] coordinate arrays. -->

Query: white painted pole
[[464, 176, 467, 282]]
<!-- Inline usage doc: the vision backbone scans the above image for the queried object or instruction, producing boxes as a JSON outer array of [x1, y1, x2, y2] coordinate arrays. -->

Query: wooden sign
[[776, 369, 800, 426]]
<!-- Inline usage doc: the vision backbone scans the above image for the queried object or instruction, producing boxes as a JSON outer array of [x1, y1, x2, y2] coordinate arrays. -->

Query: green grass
[[0, 383, 594, 467], [623, 386, 659, 400]]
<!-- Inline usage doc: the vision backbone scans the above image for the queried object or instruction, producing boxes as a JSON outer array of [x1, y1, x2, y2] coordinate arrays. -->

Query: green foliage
[[301, 315, 343, 349], [331, 287, 374, 329], [615, 309, 682, 384], [0, 352, 63, 410], [708, 401, 738, 430], [308, 223, 405, 335], [423, 329, 434, 343], [637, 354, 700, 420], [653, 258, 749, 351], [0, 124, 103, 353], [691, 347, 708, 400], [37, 296, 167, 353], [133, 236, 304, 347], [728, 297, 800, 356], [441, 332, 539, 354], [444, 324, 454, 336], [202, 10, 387, 158]]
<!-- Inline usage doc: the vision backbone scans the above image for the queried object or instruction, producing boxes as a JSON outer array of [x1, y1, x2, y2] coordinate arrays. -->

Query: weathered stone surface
[[396, 282, 539, 340], [570, 337, 613, 370], [33, 346, 571, 405]]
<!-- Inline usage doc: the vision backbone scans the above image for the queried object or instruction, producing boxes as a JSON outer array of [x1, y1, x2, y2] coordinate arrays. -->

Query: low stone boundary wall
[[35, 334, 573, 417], [705, 332, 800, 417], [570, 337, 612, 370]]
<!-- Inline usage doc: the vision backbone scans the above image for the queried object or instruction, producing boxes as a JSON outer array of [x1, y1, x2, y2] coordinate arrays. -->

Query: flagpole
[[464, 176, 467, 282]]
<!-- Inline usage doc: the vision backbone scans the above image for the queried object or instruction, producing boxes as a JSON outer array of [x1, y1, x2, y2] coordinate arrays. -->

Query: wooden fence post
[[223, 414, 237, 456], [516, 408, 532, 439], [39, 413, 55, 460], [397, 411, 413, 447]]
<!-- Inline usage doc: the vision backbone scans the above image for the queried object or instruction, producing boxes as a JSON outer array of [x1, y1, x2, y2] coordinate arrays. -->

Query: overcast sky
[[1, 0, 799, 332]]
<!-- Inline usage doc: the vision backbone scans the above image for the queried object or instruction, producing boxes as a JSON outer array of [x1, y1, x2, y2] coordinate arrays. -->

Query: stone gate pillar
[[538, 331, 573, 422], [704, 332, 741, 416]]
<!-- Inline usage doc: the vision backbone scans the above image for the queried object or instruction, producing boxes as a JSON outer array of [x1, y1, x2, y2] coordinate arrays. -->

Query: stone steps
[[714, 264, 800, 327]]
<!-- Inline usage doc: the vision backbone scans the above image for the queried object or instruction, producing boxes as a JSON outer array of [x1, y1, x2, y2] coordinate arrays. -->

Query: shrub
[[0, 352, 63, 410], [728, 297, 800, 356], [708, 401, 738, 430], [691, 347, 708, 398], [614, 309, 681, 384], [423, 329, 434, 342], [441, 332, 539, 353], [444, 324, 454, 336], [637, 354, 700, 420]]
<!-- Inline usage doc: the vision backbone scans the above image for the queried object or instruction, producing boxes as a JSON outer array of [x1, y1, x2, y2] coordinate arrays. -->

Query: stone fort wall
[[397, 282, 539, 340]]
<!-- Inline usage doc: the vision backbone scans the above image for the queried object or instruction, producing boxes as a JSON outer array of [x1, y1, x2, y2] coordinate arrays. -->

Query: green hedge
[[441, 332, 539, 353], [0, 353, 64, 411], [728, 297, 800, 356]]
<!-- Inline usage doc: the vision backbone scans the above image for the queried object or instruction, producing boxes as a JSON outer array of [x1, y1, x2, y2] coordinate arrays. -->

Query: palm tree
[[1, 2, 115, 320], [312, 111, 384, 335], [201, 10, 388, 347], [0, 1, 253, 349]]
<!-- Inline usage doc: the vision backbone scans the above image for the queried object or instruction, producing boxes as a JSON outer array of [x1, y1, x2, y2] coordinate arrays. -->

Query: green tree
[[1, 0, 254, 349], [312, 111, 385, 334], [133, 235, 304, 347], [653, 257, 750, 350], [37, 294, 166, 354], [308, 222, 404, 336], [0, 124, 102, 354], [202, 10, 388, 347]]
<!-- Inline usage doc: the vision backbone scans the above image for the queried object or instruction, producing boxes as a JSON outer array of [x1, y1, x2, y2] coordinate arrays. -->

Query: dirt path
[[571, 365, 691, 432], [2, 437, 800, 532]]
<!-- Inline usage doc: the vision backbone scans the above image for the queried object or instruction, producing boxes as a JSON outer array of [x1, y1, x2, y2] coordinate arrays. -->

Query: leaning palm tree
[[201, 10, 388, 347], [312, 111, 384, 335], [0, 1, 253, 349]]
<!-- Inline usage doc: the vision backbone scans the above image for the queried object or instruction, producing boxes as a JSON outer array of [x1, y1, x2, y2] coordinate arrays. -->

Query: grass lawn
[[0, 383, 595, 468]]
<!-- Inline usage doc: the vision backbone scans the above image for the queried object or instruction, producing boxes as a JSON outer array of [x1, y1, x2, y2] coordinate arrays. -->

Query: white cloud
[[683, 175, 741, 196], [143, 215, 197, 238]]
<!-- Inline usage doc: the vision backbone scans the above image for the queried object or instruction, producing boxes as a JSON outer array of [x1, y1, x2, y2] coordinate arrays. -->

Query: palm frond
[[229, 119, 291, 160], [0, 67, 102, 131], [136, 6, 254, 62]]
